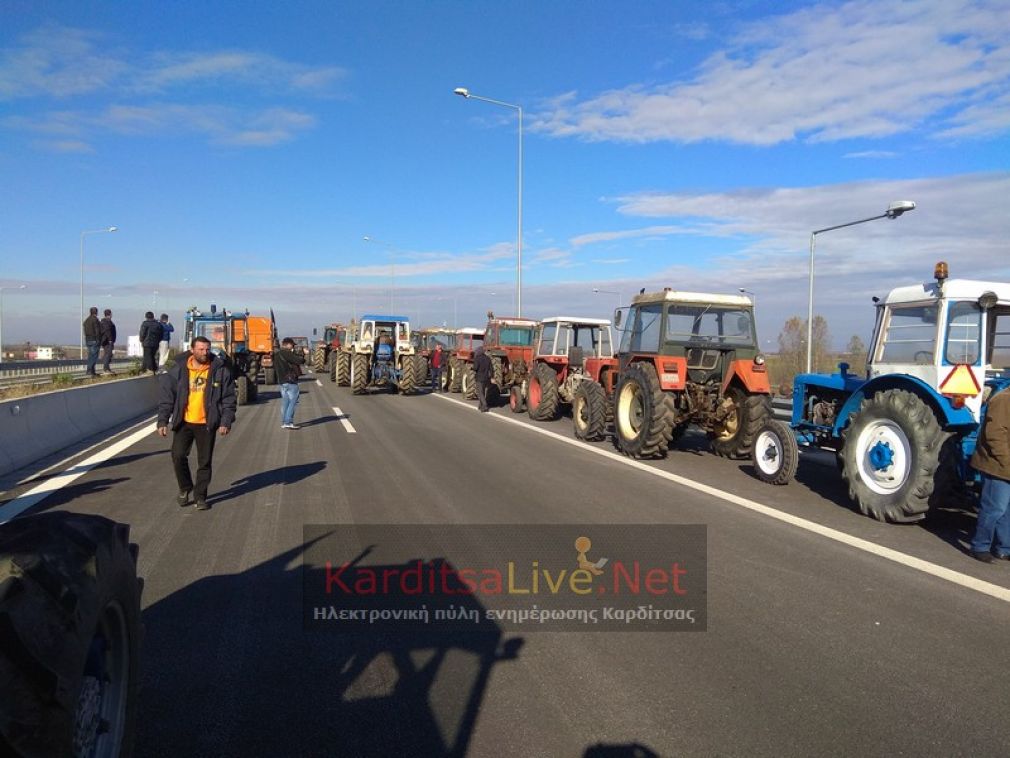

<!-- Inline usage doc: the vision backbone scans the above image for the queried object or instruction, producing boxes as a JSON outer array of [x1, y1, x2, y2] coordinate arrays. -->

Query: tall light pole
[[80, 226, 117, 357], [0, 284, 27, 367], [593, 287, 622, 312], [363, 235, 396, 312], [454, 86, 523, 317], [806, 201, 915, 373], [437, 296, 458, 329]]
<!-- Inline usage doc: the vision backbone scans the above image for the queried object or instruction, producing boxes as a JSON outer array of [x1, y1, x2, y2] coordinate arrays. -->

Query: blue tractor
[[346, 315, 424, 395], [752, 263, 1010, 522]]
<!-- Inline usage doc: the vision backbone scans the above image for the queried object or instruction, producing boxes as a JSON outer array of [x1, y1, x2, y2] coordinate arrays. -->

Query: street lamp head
[[593, 288, 600, 293], [108, 226, 118, 232], [453, 87, 470, 98], [885, 200, 915, 219]]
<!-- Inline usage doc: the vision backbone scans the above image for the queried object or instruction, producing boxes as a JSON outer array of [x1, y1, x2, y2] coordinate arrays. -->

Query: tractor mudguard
[[827, 374, 977, 436], [721, 358, 771, 395]]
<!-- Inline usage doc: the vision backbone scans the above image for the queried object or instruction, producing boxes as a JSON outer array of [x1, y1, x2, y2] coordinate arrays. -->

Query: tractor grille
[[686, 348, 720, 371]]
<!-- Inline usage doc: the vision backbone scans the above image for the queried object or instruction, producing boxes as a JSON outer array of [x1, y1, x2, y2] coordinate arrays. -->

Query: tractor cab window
[[398, 323, 408, 342], [324, 327, 337, 344], [620, 304, 662, 353], [664, 305, 756, 347], [988, 307, 1010, 371], [944, 301, 982, 365], [568, 325, 601, 357], [539, 323, 557, 355], [499, 326, 534, 346], [599, 327, 613, 358], [876, 304, 939, 364], [193, 321, 227, 354]]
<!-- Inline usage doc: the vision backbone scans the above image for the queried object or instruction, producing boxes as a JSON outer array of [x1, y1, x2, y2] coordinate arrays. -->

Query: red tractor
[[514, 317, 619, 441], [447, 328, 485, 398], [481, 312, 538, 404], [411, 327, 457, 388]]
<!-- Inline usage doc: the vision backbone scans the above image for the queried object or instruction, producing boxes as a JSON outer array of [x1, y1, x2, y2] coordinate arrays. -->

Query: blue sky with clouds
[[1, 0, 1008, 347]]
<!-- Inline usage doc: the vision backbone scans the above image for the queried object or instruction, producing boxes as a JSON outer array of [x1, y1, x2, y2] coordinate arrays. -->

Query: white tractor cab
[[348, 314, 422, 395], [754, 262, 1010, 524]]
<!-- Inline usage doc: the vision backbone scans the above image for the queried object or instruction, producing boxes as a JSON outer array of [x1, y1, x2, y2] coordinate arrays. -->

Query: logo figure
[[574, 536, 608, 576]]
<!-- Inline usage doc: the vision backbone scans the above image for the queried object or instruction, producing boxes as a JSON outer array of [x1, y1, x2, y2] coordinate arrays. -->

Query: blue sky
[[1, 0, 1008, 349]]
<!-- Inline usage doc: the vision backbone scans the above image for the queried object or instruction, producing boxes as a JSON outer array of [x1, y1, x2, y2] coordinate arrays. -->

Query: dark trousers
[[172, 423, 217, 501], [86, 340, 100, 375], [430, 366, 443, 391], [477, 379, 490, 411], [142, 346, 158, 372], [101, 343, 114, 372]]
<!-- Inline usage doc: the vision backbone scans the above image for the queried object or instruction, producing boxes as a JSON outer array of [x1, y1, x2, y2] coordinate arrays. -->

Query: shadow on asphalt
[[137, 541, 525, 757], [209, 461, 328, 505], [298, 416, 339, 428], [583, 743, 660, 758], [25, 476, 131, 512]]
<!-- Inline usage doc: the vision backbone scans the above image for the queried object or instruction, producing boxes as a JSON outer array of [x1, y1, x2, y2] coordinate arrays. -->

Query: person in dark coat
[[969, 388, 1010, 563], [99, 308, 117, 374], [274, 337, 306, 429], [474, 345, 493, 412], [157, 336, 236, 510], [82, 306, 101, 376], [139, 311, 163, 374]]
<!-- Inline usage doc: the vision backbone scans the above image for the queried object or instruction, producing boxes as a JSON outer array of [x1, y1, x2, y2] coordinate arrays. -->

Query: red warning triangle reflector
[[939, 364, 981, 396]]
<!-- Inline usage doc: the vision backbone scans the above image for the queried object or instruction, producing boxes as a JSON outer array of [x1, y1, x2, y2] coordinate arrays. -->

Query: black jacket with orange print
[[157, 351, 236, 431]]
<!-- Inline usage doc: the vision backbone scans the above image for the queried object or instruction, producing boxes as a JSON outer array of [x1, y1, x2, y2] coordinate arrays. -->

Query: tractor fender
[[829, 374, 977, 436], [721, 359, 771, 396]]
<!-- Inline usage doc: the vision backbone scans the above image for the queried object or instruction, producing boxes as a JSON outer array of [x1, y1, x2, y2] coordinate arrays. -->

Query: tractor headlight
[[753, 354, 766, 366]]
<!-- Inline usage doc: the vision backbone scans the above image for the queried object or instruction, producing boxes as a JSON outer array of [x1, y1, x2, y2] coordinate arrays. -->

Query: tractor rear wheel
[[491, 357, 505, 388], [236, 375, 249, 405], [336, 352, 351, 386], [573, 380, 607, 441], [312, 346, 327, 373], [0, 513, 142, 758], [841, 389, 946, 522], [263, 367, 276, 385], [462, 365, 477, 399], [248, 377, 259, 403], [614, 362, 674, 458], [351, 353, 368, 395], [449, 359, 463, 393], [398, 355, 416, 395], [527, 363, 560, 421], [329, 352, 338, 382], [752, 420, 799, 485], [509, 385, 526, 413], [711, 387, 771, 459]]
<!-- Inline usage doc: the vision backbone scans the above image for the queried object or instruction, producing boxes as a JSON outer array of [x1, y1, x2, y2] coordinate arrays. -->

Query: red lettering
[[612, 561, 639, 594], [671, 563, 688, 596], [325, 561, 352, 594], [645, 568, 668, 595]]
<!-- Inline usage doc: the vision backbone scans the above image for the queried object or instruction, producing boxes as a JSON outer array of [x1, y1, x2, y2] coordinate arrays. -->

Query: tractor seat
[[568, 345, 585, 370]]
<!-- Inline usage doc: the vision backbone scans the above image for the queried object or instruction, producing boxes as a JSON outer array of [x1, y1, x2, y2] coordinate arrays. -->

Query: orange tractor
[[480, 313, 538, 404], [446, 327, 485, 397]]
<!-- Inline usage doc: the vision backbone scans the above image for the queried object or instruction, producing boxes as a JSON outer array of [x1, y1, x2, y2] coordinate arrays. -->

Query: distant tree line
[[766, 316, 867, 394]]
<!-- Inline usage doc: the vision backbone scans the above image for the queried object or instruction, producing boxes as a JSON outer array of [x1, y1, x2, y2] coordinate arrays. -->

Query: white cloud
[[532, 0, 1010, 145], [844, 151, 898, 159]]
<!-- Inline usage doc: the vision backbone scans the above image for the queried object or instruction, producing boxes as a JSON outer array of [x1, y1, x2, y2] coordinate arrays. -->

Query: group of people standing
[[81, 309, 174, 376]]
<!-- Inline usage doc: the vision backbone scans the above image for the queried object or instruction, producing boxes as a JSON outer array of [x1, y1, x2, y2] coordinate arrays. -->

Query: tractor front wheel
[[841, 389, 947, 522], [614, 363, 674, 458], [462, 365, 477, 399], [449, 359, 463, 393], [236, 375, 249, 405], [573, 380, 607, 441], [263, 367, 276, 386], [527, 363, 560, 421], [312, 346, 327, 373], [710, 387, 771, 459], [509, 385, 526, 413], [752, 420, 799, 485]]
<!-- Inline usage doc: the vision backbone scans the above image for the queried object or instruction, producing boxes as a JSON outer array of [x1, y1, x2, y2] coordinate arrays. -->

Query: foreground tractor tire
[[573, 380, 607, 441], [236, 375, 249, 405], [336, 352, 351, 386], [398, 355, 416, 395], [491, 357, 505, 388], [248, 377, 259, 403], [263, 367, 276, 386], [351, 353, 368, 395], [527, 363, 560, 421], [448, 359, 462, 393], [841, 389, 946, 523], [462, 365, 477, 400], [752, 420, 800, 485], [0, 512, 142, 758], [509, 385, 526, 413], [614, 362, 674, 458], [328, 352, 338, 382], [312, 346, 327, 374], [710, 387, 771, 459]]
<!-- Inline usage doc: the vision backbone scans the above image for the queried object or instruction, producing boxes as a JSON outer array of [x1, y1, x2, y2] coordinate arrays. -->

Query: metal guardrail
[[0, 359, 138, 390], [771, 397, 791, 421]]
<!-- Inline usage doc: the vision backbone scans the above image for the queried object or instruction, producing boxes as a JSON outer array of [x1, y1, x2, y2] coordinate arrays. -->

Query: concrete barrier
[[0, 376, 159, 477]]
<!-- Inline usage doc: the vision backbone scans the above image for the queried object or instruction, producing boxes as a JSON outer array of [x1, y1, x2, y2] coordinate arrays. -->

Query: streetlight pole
[[80, 226, 117, 358], [454, 86, 523, 317], [593, 287, 622, 312], [363, 236, 396, 312], [0, 284, 27, 367], [806, 201, 915, 373]]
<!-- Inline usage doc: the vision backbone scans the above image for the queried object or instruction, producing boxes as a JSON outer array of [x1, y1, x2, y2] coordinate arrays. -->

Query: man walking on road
[[99, 308, 117, 374], [474, 345, 492, 412], [139, 311, 163, 374], [274, 337, 306, 429], [158, 336, 236, 511], [82, 306, 101, 376], [969, 388, 1010, 563], [430, 344, 445, 392], [158, 313, 174, 370]]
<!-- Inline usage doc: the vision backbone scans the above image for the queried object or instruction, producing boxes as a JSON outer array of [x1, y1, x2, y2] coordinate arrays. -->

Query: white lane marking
[[332, 406, 356, 434], [0, 422, 158, 524], [316, 379, 323, 387], [432, 393, 1010, 605]]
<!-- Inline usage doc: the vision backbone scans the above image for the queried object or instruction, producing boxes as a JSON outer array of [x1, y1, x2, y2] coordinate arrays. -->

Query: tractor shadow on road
[[23, 476, 131, 512], [137, 539, 525, 757], [208, 461, 328, 506]]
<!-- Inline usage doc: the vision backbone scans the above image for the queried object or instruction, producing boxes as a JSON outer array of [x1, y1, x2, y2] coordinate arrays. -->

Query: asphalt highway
[[3, 375, 1010, 757]]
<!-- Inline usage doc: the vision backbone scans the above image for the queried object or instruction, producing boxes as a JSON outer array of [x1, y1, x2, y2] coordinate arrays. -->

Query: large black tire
[[752, 420, 799, 485], [417, 355, 429, 384], [462, 365, 477, 400], [312, 346, 327, 373], [527, 363, 560, 421], [841, 389, 947, 523], [710, 387, 771, 459], [351, 353, 368, 395], [398, 354, 416, 395], [491, 356, 505, 389], [509, 385, 526, 413], [248, 377, 259, 403], [613, 362, 674, 458], [0, 512, 142, 758], [236, 374, 249, 405], [573, 380, 607, 441], [263, 367, 276, 386], [328, 352, 338, 382], [448, 358, 463, 393], [336, 352, 351, 386]]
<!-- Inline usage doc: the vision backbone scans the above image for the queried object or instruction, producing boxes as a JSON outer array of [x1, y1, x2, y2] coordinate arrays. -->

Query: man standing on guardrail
[[100, 308, 117, 375], [158, 335, 236, 511], [83, 306, 101, 377], [158, 313, 174, 371], [139, 311, 163, 374]]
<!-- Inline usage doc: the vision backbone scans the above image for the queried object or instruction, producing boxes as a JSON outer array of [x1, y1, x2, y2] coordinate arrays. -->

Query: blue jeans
[[279, 382, 299, 425], [86, 339, 100, 375], [971, 474, 1010, 556], [430, 366, 443, 391]]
